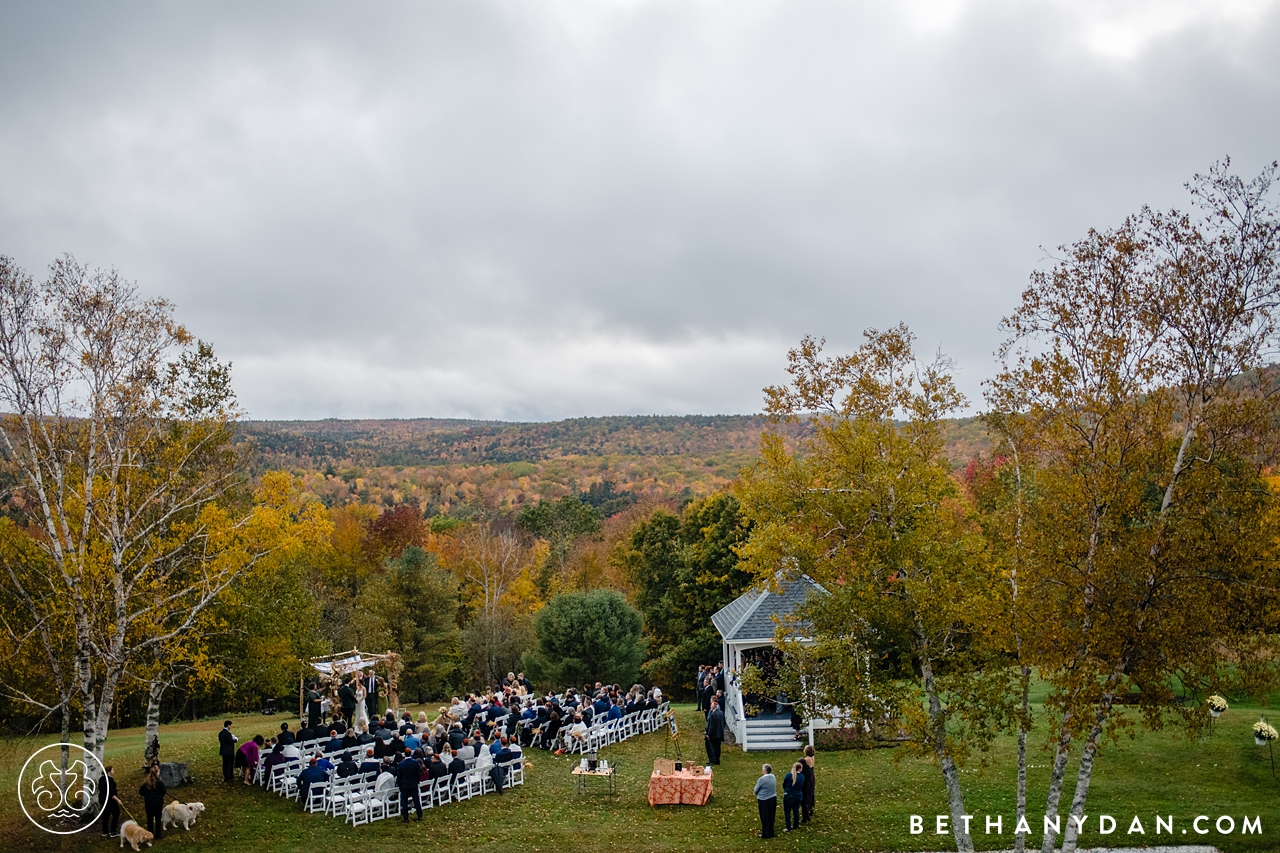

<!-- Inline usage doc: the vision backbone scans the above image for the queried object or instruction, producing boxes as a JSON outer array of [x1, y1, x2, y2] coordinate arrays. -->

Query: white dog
[[118, 819, 153, 850], [161, 800, 205, 831]]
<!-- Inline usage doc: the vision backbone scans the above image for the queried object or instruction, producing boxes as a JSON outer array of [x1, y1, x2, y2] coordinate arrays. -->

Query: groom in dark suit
[[338, 675, 357, 726]]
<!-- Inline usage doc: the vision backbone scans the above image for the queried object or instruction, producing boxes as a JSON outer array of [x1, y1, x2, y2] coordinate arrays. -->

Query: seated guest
[[282, 739, 301, 760], [389, 734, 405, 755], [375, 766, 395, 792], [507, 737, 523, 759], [296, 725, 315, 743], [490, 735, 504, 755], [456, 737, 475, 762], [296, 757, 327, 806], [330, 714, 347, 736], [357, 725, 375, 745], [336, 752, 359, 778], [373, 736, 393, 759], [494, 738, 517, 781], [358, 748, 379, 775], [314, 752, 334, 774], [449, 696, 467, 719], [403, 730, 421, 751], [543, 709, 562, 747], [475, 741, 494, 770], [567, 715, 588, 744], [383, 710, 397, 727], [341, 729, 359, 751], [448, 723, 464, 751], [427, 752, 448, 781], [607, 699, 623, 722], [324, 729, 344, 754], [278, 722, 295, 745], [416, 710, 431, 734], [263, 742, 289, 779], [446, 749, 465, 785]]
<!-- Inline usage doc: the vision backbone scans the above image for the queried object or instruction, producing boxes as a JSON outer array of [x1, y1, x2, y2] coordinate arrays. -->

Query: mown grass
[[1, 702, 1276, 852]]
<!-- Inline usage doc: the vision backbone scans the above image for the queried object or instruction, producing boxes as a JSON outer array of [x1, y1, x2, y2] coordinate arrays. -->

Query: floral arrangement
[[1253, 719, 1277, 742], [1207, 695, 1229, 713]]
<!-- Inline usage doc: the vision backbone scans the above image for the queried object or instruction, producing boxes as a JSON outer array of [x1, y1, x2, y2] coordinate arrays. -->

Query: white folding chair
[[452, 771, 472, 802], [417, 778, 434, 810], [432, 775, 452, 807], [304, 778, 329, 813], [508, 759, 524, 787]]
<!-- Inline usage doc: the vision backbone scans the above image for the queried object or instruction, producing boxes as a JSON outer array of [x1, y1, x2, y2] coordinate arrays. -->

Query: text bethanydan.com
[[910, 814, 1262, 837]]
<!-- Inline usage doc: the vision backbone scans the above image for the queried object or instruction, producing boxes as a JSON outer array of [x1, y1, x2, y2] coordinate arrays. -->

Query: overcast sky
[[1, 1, 1277, 421]]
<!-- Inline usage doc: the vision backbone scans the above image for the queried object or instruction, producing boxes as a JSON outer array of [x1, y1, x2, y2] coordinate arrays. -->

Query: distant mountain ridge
[[238, 414, 991, 471]]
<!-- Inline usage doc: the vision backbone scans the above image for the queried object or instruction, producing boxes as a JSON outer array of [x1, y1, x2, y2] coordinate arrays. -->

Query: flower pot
[[1210, 710, 1222, 718], [1256, 736, 1268, 746]]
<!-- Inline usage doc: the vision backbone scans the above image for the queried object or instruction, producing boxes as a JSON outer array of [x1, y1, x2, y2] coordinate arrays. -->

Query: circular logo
[[17, 743, 108, 835]]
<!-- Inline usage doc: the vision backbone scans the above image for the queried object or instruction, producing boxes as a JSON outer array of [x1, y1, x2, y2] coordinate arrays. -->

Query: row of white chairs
[[554, 701, 670, 754], [259, 756, 526, 828]]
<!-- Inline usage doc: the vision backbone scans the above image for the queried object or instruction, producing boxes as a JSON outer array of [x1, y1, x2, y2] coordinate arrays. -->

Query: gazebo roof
[[711, 573, 828, 643]]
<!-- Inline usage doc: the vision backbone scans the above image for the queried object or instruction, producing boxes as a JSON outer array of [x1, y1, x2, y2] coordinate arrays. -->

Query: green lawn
[[1, 703, 1275, 852]]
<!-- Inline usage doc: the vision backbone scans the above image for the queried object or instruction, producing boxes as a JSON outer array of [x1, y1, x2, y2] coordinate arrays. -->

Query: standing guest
[[236, 734, 264, 786], [754, 764, 777, 839], [338, 674, 357, 726], [695, 665, 706, 711], [306, 681, 323, 730], [704, 699, 725, 766], [397, 751, 424, 821], [218, 720, 237, 783], [98, 765, 120, 838], [783, 761, 805, 832], [802, 744, 816, 822], [138, 764, 167, 839]]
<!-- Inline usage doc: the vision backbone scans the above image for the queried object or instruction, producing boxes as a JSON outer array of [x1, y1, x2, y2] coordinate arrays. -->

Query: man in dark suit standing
[[218, 720, 237, 782], [705, 698, 725, 766], [338, 675, 357, 726], [362, 669, 379, 721], [397, 752, 424, 821]]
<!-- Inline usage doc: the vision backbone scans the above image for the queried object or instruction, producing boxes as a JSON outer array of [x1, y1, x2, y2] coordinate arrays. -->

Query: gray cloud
[[1, 0, 1277, 419]]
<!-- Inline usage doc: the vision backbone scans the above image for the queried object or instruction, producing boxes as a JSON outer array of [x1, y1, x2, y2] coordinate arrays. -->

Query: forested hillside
[[239, 414, 992, 514]]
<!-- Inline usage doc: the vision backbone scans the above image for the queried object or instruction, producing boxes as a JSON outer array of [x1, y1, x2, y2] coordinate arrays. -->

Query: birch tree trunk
[[143, 678, 166, 767], [919, 645, 973, 853]]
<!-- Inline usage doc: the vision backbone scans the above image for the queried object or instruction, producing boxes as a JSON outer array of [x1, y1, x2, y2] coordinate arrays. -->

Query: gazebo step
[[743, 739, 804, 751]]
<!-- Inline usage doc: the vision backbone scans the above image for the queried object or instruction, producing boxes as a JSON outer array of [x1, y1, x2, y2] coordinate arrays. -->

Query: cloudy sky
[[1, 1, 1277, 420]]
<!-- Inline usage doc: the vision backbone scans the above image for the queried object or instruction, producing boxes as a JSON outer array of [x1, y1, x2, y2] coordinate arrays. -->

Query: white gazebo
[[712, 573, 834, 751]]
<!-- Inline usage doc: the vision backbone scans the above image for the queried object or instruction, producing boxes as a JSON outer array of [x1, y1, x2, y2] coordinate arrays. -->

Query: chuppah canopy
[[302, 648, 402, 718]]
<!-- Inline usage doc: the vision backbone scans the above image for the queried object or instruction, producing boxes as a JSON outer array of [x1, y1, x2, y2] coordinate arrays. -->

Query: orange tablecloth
[[648, 769, 713, 806]]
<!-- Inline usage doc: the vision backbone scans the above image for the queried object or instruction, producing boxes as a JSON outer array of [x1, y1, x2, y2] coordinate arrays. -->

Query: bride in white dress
[[353, 680, 371, 731]]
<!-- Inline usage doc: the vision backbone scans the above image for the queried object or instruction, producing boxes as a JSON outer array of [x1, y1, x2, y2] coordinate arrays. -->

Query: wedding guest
[[802, 744, 816, 822], [754, 764, 777, 839], [237, 735, 264, 786], [138, 764, 167, 839], [218, 720, 237, 783], [783, 761, 805, 832], [98, 766, 120, 838]]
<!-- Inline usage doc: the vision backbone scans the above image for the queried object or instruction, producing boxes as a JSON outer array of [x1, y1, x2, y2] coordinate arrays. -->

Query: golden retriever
[[119, 820, 153, 850], [162, 800, 205, 831]]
